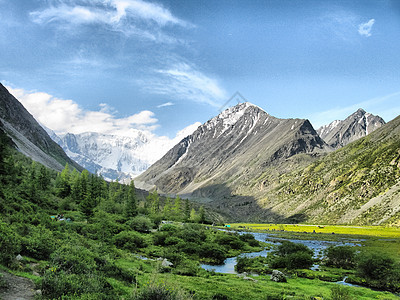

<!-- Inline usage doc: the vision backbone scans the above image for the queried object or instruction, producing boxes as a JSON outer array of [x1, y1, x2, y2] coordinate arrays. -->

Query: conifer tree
[[184, 199, 190, 220], [173, 195, 182, 219], [199, 205, 206, 223], [125, 180, 138, 218], [163, 197, 172, 219]]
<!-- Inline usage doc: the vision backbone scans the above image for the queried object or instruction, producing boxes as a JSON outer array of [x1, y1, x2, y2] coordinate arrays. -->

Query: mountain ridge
[[0, 83, 82, 172]]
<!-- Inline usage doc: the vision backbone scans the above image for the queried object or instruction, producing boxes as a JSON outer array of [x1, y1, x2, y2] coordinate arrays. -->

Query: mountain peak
[[355, 108, 366, 114], [317, 109, 385, 149]]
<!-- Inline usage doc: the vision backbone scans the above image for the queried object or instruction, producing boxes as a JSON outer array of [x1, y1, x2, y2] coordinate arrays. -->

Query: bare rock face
[[0, 83, 82, 172], [317, 109, 385, 149]]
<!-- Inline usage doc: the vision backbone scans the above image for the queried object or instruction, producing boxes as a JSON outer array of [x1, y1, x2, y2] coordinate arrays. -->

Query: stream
[[201, 230, 361, 281]]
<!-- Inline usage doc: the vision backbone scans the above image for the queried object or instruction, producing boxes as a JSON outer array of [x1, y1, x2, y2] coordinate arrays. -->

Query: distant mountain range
[[0, 84, 81, 172]]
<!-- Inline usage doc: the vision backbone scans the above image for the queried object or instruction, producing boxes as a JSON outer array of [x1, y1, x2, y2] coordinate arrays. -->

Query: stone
[[15, 254, 23, 261], [270, 270, 287, 282]]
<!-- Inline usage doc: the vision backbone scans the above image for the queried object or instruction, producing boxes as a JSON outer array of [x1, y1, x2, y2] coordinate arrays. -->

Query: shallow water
[[201, 230, 360, 274]]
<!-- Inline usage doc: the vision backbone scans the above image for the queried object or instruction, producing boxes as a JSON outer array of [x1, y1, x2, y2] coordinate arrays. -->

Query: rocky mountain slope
[[261, 114, 400, 225], [0, 83, 81, 172], [317, 109, 385, 149], [135, 102, 330, 219]]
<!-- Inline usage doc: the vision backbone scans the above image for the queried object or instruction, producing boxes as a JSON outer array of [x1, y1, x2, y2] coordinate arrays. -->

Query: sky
[[1, 0, 400, 142]]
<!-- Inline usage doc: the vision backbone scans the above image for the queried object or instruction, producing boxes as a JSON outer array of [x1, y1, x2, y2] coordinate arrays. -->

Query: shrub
[[239, 233, 260, 247], [269, 241, 314, 270], [41, 270, 113, 299], [357, 252, 394, 280], [235, 256, 270, 274], [199, 243, 226, 264], [21, 225, 56, 260], [214, 232, 245, 250], [128, 216, 153, 233], [131, 281, 191, 300], [286, 251, 314, 269], [276, 241, 313, 257], [113, 231, 149, 251], [325, 246, 356, 269], [330, 285, 352, 300], [0, 221, 21, 267], [50, 244, 97, 274], [356, 252, 400, 292]]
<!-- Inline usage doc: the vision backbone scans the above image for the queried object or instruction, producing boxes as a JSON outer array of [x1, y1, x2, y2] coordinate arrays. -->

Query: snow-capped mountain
[[317, 109, 385, 149], [47, 124, 201, 181]]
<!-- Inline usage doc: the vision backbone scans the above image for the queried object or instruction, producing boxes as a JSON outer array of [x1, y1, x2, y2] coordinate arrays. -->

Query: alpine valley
[[135, 102, 396, 225]]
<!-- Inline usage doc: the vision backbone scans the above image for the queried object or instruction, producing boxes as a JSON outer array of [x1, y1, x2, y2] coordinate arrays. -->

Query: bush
[[41, 270, 113, 299], [330, 285, 352, 300], [113, 231, 149, 251], [128, 216, 153, 233], [0, 221, 21, 267], [235, 256, 270, 274], [199, 243, 227, 264], [357, 252, 395, 280], [131, 281, 191, 300], [276, 241, 313, 257], [214, 232, 245, 250], [50, 244, 97, 274], [325, 246, 356, 269], [356, 252, 400, 292], [269, 241, 314, 270], [239, 233, 260, 247], [21, 225, 56, 260]]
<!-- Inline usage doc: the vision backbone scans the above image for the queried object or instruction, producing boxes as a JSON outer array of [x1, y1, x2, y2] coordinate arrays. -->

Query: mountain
[[317, 109, 385, 149], [0, 83, 82, 172], [261, 114, 400, 225], [135, 102, 329, 219], [54, 131, 153, 181]]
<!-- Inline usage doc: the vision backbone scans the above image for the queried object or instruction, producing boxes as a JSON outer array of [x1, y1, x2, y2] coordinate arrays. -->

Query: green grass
[[141, 273, 399, 300], [229, 223, 400, 238]]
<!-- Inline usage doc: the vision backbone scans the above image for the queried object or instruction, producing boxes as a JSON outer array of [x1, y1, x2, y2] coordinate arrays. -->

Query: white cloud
[[6, 86, 158, 136], [30, 0, 191, 39], [146, 63, 227, 107], [358, 19, 375, 37], [157, 102, 174, 108]]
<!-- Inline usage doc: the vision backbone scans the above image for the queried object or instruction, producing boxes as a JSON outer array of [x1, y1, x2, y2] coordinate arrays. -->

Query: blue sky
[[1, 0, 400, 140]]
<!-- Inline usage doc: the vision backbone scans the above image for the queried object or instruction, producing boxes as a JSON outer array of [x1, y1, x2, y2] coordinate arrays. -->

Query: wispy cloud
[[145, 63, 227, 107], [30, 0, 191, 41], [157, 102, 174, 108], [309, 91, 400, 128], [6, 85, 159, 136], [358, 19, 375, 37]]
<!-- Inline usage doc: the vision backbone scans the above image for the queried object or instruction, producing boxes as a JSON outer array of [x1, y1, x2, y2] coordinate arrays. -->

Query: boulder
[[270, 270, 287, 282]]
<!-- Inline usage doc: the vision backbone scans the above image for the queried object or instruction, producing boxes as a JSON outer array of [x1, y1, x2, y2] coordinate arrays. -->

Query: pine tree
[[37, 165, 50, 191], [173, 195, 182, 220], [189, 208, 198, 222], [163, 197, 172, 219], [184, 199, 190, 221], [148, 190, 160, 215], [125, 180, 138, 218], [199, 205, 206, 223]]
